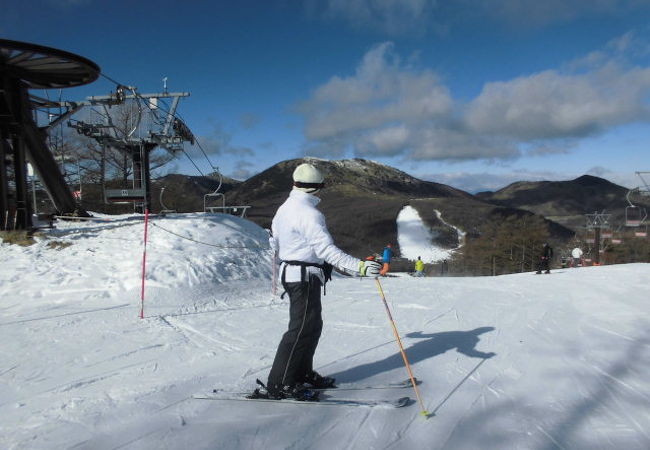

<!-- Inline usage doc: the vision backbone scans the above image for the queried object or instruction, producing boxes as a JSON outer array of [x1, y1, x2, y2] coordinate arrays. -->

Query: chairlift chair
[[625, 205, 647, 227], [625, 187, 648, 227], [159, 187, 176, 214], [203, 191, 252, 218]]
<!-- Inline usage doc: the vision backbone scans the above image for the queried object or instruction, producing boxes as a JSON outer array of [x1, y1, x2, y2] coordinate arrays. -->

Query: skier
[[414, 256, 424, 277], [380, 243, 392, 276], [571, 247, 583, 267], [536, 243, 553, 274], [252, 162, 382, 401]]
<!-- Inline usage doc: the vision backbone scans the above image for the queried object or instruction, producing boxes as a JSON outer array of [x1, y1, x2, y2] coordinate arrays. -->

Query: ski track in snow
[[1, 213, 650, 449]]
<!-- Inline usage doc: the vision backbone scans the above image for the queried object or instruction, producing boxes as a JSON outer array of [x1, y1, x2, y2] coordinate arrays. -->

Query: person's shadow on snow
[[329, 327, 496, 383]]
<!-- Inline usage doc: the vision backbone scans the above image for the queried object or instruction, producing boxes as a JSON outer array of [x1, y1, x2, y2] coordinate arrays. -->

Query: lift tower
[[68, 88, 193, 213], [0, 39, 99, 230], [585, 211, 612, 265]]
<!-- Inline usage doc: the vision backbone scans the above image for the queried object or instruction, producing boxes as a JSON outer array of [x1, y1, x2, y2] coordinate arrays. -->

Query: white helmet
[[293, 163, 324, 193]]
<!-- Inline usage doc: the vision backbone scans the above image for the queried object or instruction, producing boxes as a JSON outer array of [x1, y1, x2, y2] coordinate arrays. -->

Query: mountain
[[476, 175, 646, 231], [225, 158, 574, 258], [67, 158, 575, 259]]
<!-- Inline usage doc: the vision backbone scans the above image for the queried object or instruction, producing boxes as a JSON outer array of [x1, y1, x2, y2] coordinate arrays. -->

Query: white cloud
[[465, 65, 650, 140], [297, 35, 650, 163], [356, 125, 410, 156]]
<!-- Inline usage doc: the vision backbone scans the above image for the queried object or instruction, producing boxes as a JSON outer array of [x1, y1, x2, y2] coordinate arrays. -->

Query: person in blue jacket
[[380, 243, 392, 276]]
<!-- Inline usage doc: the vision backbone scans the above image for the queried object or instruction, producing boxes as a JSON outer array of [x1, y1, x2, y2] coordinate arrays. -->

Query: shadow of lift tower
[[0, 39, 100, 230]]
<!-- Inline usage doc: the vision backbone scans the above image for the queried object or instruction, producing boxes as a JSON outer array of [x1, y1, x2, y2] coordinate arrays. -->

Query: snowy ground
[[1, 212, 649, 449]]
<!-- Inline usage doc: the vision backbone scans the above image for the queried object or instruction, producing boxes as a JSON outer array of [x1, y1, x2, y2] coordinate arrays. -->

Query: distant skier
[[440, 259, 448, 276], [414, 256, 424, 277], [571, 247, 583, 267], [251, 162, 382, 402], [536, 243, 553, 274], [380, 243, 392, 276]]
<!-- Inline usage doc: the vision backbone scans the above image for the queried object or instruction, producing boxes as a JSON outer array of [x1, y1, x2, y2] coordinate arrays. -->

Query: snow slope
[[397, 205, 458, 263], [1, 213, 649, 449]]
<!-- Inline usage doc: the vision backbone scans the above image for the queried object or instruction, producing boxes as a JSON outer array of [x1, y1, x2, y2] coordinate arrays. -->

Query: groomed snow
[[1, 213, 649, 449], [397, 205, 457, 263]]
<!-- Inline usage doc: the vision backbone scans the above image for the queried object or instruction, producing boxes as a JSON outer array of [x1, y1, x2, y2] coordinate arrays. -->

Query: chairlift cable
[[181, 148, 206, 177]]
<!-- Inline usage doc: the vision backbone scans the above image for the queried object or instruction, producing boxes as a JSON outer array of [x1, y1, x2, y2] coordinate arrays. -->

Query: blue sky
[[3, 0, 650, 192]]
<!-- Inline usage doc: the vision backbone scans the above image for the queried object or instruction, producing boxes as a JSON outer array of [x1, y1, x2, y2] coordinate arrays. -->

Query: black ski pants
[[267, 275, 323, 387]]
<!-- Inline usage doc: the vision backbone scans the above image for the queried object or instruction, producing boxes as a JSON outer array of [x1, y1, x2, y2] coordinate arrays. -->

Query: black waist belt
[[280, 260, 333, 297]]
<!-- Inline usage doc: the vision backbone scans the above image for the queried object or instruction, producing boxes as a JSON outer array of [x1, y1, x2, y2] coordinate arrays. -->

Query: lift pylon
[[67, 88, 193, 213]]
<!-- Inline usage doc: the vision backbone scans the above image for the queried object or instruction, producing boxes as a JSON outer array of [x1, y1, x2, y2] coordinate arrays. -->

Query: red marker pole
[[140, 208, 150, 319]]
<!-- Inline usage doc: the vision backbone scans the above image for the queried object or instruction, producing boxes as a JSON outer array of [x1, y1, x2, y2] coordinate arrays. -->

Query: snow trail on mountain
[[397, 205, 455, 263]]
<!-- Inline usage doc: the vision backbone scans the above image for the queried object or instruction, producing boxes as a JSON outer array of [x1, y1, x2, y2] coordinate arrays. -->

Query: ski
[[312, 377, 421, 392], [193, 394, 410, 409], [210, 378, 420, 396]]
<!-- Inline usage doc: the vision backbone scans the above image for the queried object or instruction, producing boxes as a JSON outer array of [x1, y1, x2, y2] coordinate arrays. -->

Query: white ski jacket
[[270, 190, 360, 283]]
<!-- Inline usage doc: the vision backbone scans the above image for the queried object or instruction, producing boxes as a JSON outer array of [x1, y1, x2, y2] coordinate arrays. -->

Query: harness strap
[[279, 260, 333, 298]]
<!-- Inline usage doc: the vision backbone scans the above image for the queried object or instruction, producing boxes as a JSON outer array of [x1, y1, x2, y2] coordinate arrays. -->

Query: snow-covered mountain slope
[[397, 206, 460, 263], [1, 213, 649, 449]]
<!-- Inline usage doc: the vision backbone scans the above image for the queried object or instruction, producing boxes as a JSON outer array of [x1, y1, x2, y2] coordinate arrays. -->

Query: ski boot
[[300, 370, 336, 389], [247, 379, 319, 401]]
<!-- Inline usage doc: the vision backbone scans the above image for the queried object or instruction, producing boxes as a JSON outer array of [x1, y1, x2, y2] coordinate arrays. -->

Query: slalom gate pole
[[374, 277, 429, 418], [140, 208, 150, 319]]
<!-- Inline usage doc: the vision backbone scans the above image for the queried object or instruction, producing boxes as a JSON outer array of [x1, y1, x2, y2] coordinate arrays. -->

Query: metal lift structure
[[1, 39, 99, 230], [67, 85, 194, 213], [584, 211, 612, 265]]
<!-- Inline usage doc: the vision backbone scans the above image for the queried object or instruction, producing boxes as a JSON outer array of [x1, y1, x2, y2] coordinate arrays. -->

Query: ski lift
[[159, 187, 176, 214], [625, 187, 648, 227], [203, 171, 251, 218], [103, 142, 149, 211], [634, 225, 648, 238], [625, 205, 647, 227]]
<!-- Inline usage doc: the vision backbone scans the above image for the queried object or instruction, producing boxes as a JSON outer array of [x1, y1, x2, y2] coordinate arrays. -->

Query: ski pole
[[375, 277, 429, 418]]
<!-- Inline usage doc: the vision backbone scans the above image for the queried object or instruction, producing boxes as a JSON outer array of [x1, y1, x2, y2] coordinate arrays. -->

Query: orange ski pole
[[375, 277, 429, 417]]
